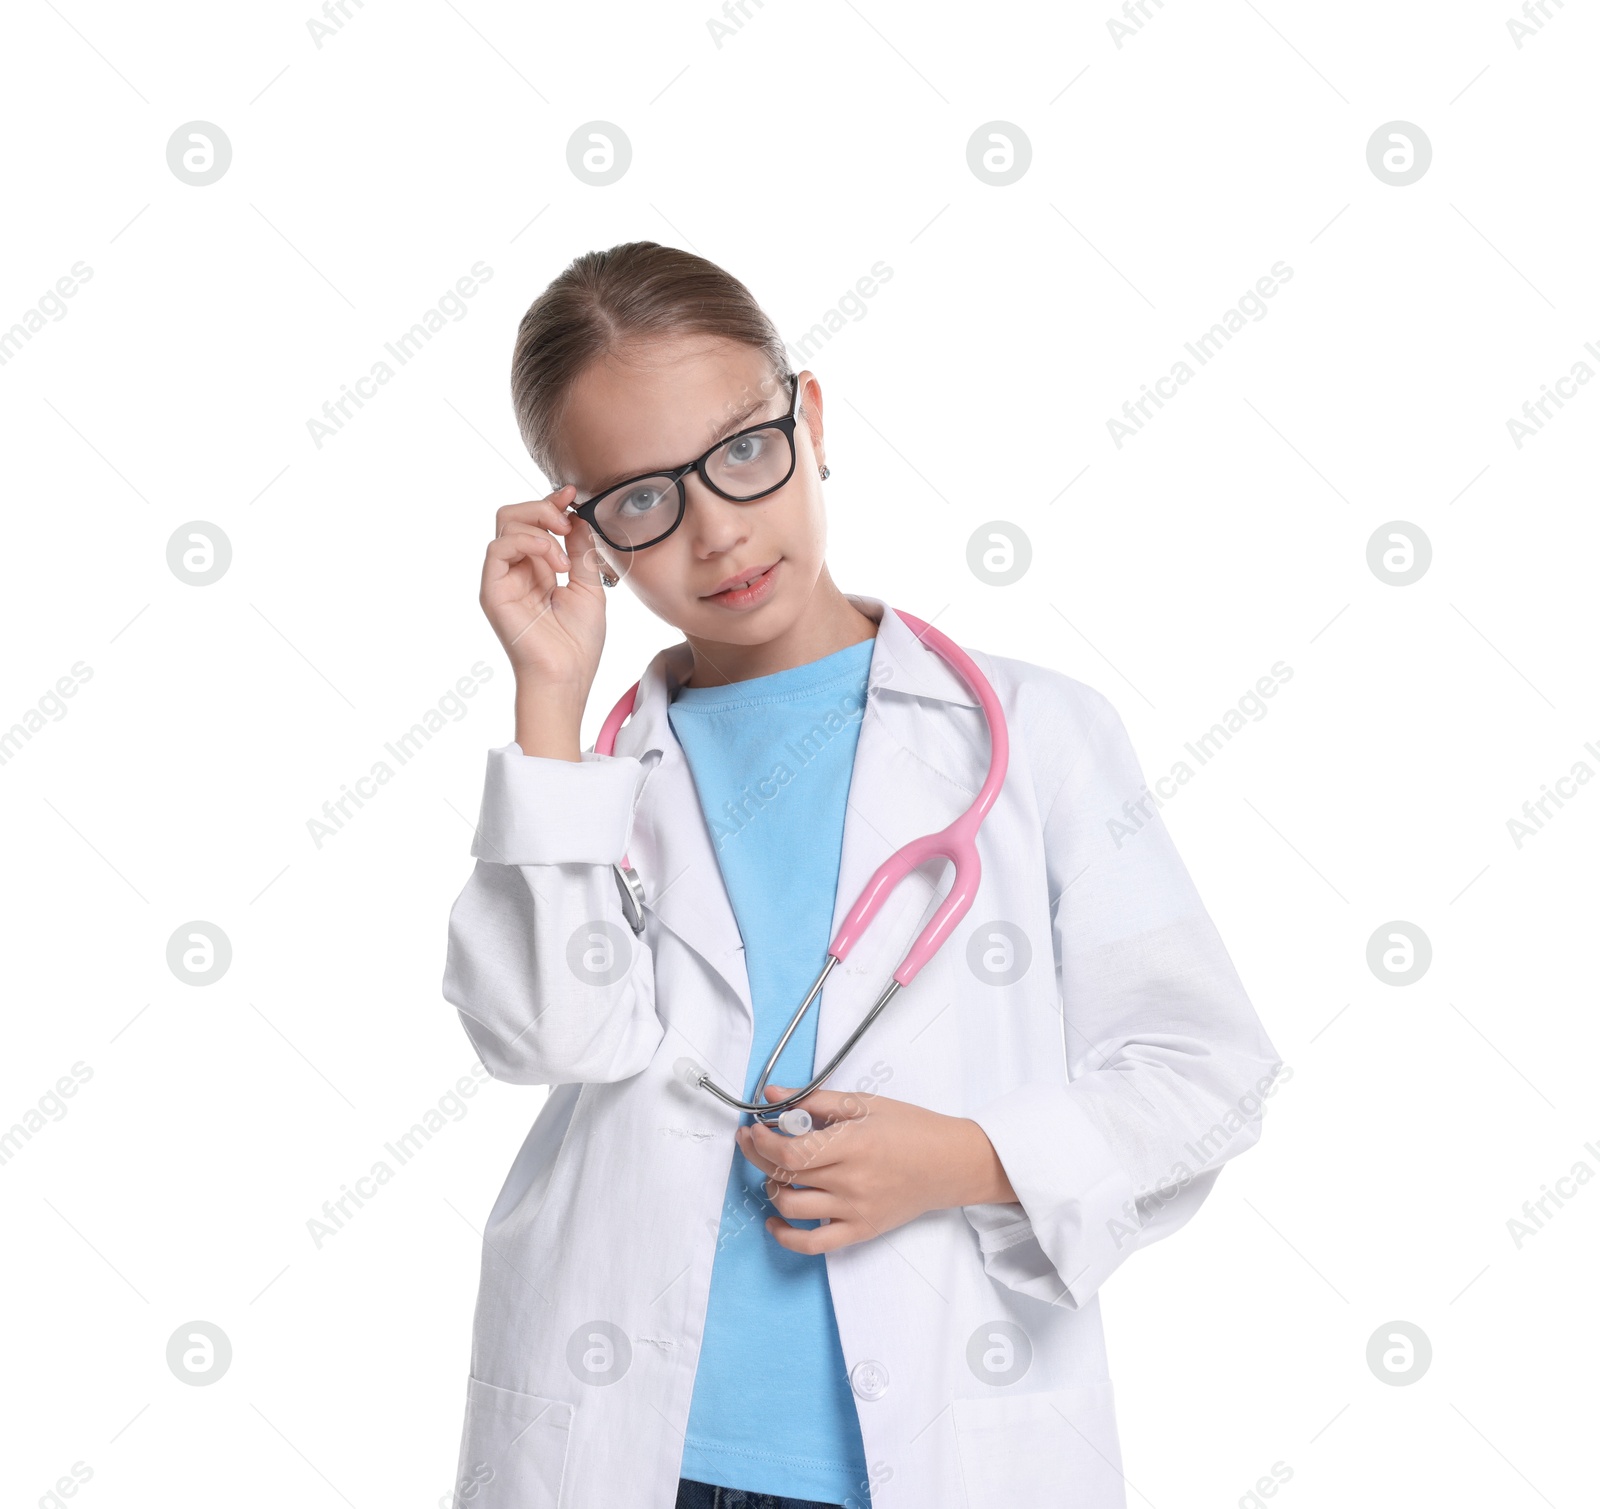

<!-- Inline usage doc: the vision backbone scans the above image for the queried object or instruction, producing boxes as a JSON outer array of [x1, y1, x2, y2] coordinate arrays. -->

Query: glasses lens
[[591, 476, 681, 548], [705, 425, 794, 500]]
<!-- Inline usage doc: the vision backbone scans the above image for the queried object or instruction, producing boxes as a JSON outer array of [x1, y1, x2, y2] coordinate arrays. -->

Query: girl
[[442, 241, 1281, 1509]]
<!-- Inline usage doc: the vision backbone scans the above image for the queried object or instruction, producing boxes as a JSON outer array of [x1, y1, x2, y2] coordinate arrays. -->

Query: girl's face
[[555, 335, 829, 647]]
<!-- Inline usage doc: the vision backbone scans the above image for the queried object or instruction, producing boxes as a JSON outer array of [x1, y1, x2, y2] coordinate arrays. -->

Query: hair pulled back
[[511, 240, 791, 485]]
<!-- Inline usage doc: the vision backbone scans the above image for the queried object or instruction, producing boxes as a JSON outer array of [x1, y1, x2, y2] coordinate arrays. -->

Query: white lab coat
[[441, 594, 1281, 1509]]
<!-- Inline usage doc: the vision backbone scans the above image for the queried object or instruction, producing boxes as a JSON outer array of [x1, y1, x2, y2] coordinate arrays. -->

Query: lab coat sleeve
[[440, 743, 664, 1085], [962, 696, 1284, 1309]]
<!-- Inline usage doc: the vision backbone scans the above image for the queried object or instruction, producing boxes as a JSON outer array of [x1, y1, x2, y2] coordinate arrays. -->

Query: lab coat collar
[[619, 594, 980, 760], [608, 594, 987, 1047]]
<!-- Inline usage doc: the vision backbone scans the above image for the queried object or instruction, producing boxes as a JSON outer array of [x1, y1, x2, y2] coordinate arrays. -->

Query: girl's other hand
[[480, 485, 608, 694]]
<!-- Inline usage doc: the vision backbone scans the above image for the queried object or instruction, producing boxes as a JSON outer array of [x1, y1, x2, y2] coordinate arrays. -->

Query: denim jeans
[[675, 1478, 846, 1509]]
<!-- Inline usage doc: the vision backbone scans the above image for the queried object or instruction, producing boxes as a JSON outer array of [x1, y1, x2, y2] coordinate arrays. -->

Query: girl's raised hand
[[480, 485, 609, 694]]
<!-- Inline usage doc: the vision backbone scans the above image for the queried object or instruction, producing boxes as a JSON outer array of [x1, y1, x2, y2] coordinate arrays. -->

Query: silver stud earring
[[818, 464, 830, 480]]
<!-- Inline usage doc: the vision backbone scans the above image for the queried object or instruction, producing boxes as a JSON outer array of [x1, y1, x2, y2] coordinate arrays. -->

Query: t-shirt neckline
[[670, 635, 875, 711]]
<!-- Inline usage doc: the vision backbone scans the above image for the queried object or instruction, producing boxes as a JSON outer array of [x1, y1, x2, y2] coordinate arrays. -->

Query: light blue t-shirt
[[668, 634, 876, 1504]]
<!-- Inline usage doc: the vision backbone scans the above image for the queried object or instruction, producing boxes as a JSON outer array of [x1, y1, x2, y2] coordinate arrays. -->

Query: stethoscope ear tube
[[612, 863, 647, 935], [676, 1053, 815, 1134], [674, 972, 905, 1130]]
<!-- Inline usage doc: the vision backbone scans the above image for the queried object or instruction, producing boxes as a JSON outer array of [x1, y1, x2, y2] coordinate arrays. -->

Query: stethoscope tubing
[[595, 608, 1007, 1135]]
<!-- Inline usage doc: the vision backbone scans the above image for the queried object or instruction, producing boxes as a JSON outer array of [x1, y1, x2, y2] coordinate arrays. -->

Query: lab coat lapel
[[608, 640, 756, 1028]]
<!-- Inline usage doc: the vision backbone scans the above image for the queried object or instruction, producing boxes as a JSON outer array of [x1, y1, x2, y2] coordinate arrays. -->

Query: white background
[[2, 1, 1596, 1505]]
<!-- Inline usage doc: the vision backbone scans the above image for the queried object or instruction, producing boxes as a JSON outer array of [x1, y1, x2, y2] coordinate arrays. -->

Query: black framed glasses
[[567, 373, 801, 552]]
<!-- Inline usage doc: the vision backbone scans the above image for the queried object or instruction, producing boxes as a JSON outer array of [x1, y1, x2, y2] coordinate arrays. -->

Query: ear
[[798, 371, 824, 461]]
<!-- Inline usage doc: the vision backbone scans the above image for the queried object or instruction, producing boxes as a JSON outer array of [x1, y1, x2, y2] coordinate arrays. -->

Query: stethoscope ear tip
[[776, 1108, 813, 1136]]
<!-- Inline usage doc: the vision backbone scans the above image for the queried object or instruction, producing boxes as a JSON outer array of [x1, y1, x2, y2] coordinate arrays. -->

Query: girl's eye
[[723, 434, 766, 466], [616, 484, 668, 517]]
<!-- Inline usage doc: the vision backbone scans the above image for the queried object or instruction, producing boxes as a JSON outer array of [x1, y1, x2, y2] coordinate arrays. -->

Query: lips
[[704, 562, 778, 597]]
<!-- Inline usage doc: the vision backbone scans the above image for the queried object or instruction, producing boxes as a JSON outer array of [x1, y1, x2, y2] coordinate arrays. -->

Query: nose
[[681, 473, 752, 556]]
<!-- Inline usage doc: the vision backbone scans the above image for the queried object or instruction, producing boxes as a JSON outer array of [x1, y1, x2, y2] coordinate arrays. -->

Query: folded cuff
[[967, 1080, 1139, 1308], [470, 744, 648, 866]]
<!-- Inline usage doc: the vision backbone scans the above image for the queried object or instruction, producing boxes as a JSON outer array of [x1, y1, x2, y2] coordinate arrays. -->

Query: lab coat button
[[850, 1359, 889, 1400]]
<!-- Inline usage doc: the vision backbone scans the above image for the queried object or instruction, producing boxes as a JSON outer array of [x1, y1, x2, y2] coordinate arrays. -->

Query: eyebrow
[[586, 395, 770, 495], [710, 396, 766, 443]]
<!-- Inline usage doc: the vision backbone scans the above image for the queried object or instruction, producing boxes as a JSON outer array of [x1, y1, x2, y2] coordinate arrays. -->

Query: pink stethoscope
[[594, 610, 1009, 1135]]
